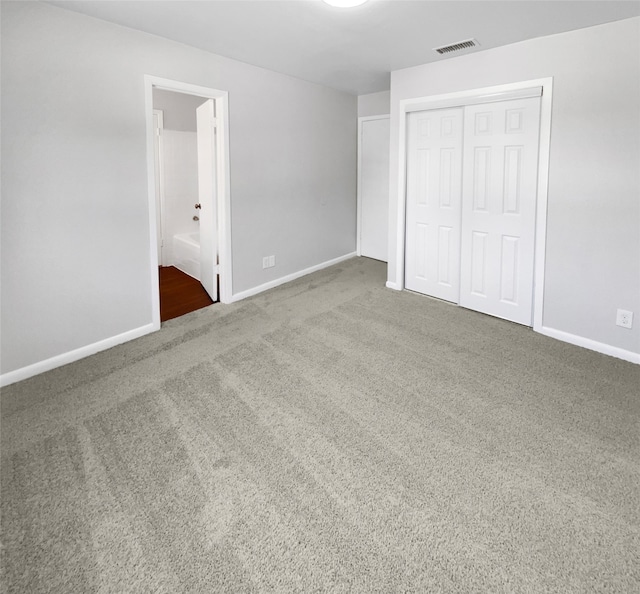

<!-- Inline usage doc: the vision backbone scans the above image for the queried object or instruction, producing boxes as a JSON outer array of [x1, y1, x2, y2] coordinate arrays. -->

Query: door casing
[[152, 109, 166, 265]]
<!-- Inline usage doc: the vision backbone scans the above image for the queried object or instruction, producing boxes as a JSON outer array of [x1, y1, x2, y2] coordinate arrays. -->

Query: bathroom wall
[[153, 89, 207, 132], [153, 89, 205, 266], [159, 129, 199, 266]]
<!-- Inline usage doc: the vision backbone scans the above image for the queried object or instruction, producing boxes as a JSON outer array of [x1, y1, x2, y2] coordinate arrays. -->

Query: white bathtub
[[172, 232, 200, 280]]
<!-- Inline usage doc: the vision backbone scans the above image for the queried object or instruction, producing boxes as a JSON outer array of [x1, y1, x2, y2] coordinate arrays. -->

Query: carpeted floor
[[2, 257, 639, 593]]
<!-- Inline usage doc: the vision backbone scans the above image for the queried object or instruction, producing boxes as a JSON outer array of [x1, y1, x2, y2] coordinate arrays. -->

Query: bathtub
[[172, 232, 200, 280]]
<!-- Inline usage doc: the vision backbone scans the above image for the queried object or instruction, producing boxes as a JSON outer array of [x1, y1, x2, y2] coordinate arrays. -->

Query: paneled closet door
[[459, 97, 541, 325], [405, 108, 463, 302]]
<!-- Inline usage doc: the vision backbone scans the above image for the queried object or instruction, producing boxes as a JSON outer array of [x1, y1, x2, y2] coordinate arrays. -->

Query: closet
[[405, 91, 542, 326]]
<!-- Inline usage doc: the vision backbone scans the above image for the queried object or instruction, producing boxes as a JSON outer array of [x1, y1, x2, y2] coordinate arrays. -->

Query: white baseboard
[[0, 322, 159, 388], [385, 281, 401, 290], [230, 252, 357, 303], [538, 326, 640, 364]]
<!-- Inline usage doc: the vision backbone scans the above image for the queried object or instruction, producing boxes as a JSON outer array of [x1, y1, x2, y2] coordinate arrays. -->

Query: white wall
[[0, 1, 356, 378], [160, 130, 200, 265], [153, 89, 208, 133], [388, 18, 640, 358], [358, 91, 390, 117]]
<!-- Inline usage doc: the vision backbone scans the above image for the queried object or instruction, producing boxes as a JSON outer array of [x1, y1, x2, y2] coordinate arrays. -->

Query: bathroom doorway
[[145, 76, 232, 326]]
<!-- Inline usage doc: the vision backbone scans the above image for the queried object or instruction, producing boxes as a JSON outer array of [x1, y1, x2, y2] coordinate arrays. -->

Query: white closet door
[[405, 108, 463, 302], [360, 117, 390, 262], [459, 97, 541, 325]]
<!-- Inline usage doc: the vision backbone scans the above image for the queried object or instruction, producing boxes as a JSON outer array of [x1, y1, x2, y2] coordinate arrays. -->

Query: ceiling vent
[[433, 38, 479, 55]]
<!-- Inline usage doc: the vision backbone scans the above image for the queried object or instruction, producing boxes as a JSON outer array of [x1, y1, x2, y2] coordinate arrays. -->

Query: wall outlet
[[262, 255, 275, 269], [616, 309, 633, 329]]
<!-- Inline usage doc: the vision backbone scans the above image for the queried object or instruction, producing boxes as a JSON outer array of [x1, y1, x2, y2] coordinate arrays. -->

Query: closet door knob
[[194, 203, 201, 209]]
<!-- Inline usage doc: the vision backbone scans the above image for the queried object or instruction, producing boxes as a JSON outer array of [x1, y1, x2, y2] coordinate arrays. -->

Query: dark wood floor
[[159, 266, 214, 322]]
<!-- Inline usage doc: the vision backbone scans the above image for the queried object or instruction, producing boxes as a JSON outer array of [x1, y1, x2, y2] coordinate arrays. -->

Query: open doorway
[[145, 76, 232, 327], [153, 90, 214, 319]]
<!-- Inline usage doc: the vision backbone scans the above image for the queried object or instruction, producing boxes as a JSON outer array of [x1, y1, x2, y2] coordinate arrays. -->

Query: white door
[[360, 117, 390, 262], [196, 99, 218, 302], [405, 108, 463, 302], [459, 97, 541, 325]]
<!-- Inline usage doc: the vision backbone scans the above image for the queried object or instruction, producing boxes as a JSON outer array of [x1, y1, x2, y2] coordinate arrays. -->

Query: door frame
[[357, 114, 390, 257], [392, 78, 553, 331], [144, 75, 232, 329], [152, 109, 166, 266]]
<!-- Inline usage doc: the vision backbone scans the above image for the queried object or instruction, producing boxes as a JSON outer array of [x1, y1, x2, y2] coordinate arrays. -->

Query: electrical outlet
[[262, 255, 275, 269], [616, 309, 633, 329]]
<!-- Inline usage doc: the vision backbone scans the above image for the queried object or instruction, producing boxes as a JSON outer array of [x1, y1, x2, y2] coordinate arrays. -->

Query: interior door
[[196, 99, 218, 302], [459, 97, 541, 325], [360, 117, 390, 262], [405, 108, 463, 302]]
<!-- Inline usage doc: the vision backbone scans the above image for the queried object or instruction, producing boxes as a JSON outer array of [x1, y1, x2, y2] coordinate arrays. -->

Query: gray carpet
[[2, 257, 639, 593]]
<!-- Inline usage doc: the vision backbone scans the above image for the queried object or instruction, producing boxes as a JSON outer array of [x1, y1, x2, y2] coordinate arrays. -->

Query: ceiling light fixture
[[323, 0, 369, 8]]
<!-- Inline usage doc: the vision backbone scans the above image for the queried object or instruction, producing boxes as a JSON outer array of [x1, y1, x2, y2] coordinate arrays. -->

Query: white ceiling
[[48, 0, 640, 95]]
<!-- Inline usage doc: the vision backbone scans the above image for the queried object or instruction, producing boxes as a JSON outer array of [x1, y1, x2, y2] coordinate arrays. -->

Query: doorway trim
[[357, 114, 390, 257], [144, 75, 232, 328], [152, 109, 166, 266], [391, 77, 553, 331]]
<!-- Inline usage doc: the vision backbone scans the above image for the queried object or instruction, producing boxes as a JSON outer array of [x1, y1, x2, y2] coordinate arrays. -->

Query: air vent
[[433, 38, 479, 55]]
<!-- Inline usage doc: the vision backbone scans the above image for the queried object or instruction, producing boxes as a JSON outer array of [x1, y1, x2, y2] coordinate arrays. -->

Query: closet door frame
[[392, 78, 553, 332]]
